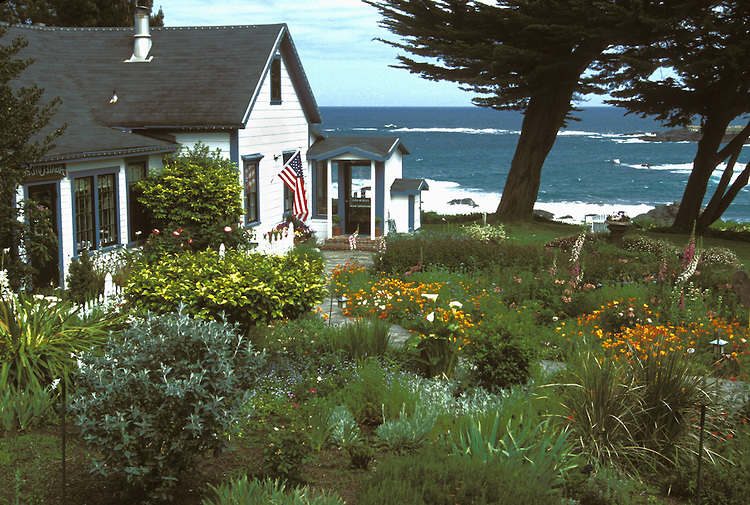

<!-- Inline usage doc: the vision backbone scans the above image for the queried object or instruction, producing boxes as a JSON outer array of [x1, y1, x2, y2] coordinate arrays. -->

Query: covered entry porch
[[307, 136, 411, 240]]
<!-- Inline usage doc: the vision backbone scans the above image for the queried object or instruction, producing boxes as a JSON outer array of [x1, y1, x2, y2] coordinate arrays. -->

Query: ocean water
[[319, 106, 750, 223]]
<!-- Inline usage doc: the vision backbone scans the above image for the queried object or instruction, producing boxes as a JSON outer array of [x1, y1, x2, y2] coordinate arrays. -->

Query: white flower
[[421, 293, 438, 301], [552, 316, 559, 322], [426, 312, 435, 322], [449, 300, 463, 309], [687, 348, 695, 354]]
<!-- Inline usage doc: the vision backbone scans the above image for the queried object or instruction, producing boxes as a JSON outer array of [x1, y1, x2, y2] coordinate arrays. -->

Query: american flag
[[278, 150, 309, 221]]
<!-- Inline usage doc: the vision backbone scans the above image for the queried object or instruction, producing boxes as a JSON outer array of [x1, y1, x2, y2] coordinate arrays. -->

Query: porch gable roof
[[306, 136, 409, 162]]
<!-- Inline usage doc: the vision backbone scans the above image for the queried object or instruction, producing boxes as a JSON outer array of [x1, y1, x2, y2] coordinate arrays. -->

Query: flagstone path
[[317, 249, 411, 347]]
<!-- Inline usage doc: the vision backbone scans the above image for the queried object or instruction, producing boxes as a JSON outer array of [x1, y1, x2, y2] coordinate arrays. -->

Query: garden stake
[[696, 403, 706, 505], [61, 379, 67, 505], [328, 280, 335, 326]]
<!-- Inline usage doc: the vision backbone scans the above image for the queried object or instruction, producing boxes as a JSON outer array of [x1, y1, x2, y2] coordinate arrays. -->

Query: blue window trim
[[71, 167, 120, 257], [242, 154, 263, 227]]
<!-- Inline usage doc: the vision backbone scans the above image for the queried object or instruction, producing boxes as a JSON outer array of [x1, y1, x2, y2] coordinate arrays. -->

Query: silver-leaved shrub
[[71, 310, 265, 502]]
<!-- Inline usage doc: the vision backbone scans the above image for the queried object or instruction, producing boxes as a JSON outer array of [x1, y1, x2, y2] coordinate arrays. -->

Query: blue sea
[[319, 106, 750, 223]]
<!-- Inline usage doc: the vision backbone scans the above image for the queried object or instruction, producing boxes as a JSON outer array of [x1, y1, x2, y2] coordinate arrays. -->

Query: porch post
[[326, 159, 332, 239], [370, 160, 376, 240]]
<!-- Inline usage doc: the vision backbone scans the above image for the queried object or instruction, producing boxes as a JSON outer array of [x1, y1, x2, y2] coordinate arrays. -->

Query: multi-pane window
[[98, 174, 117, 247], [127, 161, 149, 242], [74, 172, 118, 253], [271, 57, 281, 103], [244, 159, 259, 224], [74, 177, 95, 251], [315, 161, 327, 217]]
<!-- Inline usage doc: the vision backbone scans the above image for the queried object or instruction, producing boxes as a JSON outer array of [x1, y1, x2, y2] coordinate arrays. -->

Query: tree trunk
[[493, 82, 577, 222], [671, 113, 732, 232], [698, 120, 750, 229]]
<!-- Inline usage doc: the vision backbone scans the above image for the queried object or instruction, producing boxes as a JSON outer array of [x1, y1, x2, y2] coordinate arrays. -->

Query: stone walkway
[[317, 249, 411, 347]]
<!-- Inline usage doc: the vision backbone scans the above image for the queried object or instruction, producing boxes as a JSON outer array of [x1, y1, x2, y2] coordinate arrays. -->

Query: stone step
[[320, 236, 381, 252]]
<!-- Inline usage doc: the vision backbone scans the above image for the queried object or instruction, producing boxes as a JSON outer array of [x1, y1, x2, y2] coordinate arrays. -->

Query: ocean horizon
[[319, 106, 750, 223]]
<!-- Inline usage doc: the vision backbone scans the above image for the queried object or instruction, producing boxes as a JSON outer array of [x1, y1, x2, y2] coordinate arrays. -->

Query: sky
[[152, 0, 608, 108]]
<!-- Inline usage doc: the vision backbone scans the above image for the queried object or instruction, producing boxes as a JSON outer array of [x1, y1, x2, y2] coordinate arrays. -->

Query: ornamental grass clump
[[329, 317, 392, 361], [203, 476, 344, 505], [555, 345, 707, 470], [0, 292, 110, 393], [72, 310, 264, 502]]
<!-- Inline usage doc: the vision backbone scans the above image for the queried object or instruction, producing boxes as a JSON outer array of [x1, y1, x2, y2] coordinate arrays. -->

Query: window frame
[[270, 56, 282, 104], [313, 160, 328, 219], [243, 155, 262, 226], [282, 151, 294, 218], [125, 159, 149, 244], [72, 168, 119, 255]]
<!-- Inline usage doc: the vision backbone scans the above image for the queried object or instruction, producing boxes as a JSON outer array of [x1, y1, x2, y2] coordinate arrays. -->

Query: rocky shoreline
[[639, 126, 749, 143]]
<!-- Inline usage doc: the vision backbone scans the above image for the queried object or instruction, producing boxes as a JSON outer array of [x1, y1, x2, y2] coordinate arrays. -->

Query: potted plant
[[605, 211, 631, 247], [332, 214, 342, 236], [375, 216, 383, 237]]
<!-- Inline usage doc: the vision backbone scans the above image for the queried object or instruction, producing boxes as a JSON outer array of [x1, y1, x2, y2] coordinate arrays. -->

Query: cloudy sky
[[152, 0, 475, 107]]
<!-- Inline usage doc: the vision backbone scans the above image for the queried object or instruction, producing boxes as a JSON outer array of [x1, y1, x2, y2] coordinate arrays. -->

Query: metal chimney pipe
[[130, 6, 152, 61]]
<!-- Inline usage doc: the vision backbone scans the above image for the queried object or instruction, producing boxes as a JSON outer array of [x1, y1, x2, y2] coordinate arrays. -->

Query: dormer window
[[270, 57, 281, 104]]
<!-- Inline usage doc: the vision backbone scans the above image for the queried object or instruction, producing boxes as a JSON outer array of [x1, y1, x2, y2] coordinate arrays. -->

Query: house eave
[[32, 145, 178, 166]]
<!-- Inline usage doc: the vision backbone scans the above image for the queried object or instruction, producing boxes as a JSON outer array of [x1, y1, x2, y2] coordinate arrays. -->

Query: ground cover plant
[[5, 219, 750, 504]]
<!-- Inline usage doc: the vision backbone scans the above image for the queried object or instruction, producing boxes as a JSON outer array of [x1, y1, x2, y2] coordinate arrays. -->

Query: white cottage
[[5, 9, 426, 288]]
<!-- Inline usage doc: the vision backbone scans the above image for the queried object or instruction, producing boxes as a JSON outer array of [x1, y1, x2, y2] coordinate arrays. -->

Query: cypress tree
[[364, 0, 713, 221]]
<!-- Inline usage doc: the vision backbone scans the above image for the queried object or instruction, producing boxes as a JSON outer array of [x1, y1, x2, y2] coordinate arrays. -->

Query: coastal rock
[[448, 198, 478, 207], [534, 209, 554, 220], [633, 201, 681, 226], [639, 127, 750, 144]]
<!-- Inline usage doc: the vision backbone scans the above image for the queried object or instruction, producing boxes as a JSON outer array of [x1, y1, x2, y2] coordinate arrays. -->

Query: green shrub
[[264, 425, 313, 482], [333, 360, 419, 426], [346, 442, 375, 470], [375, 403, 437, 454], [327, 405, 361, 448], [374, 233, 509, 274], [71, 310, 264, 502], [65, 250, 99, 304], [125, 248, 325, 330], [137, 142, 249, 256], [203, 476, 344, 505], [468, 308, 539, 390], [357, 447, 561, 505], [0, 293, 109, 392]]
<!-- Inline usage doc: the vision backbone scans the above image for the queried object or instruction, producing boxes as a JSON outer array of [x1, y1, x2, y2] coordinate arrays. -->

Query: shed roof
[[390, 178, 429, 195], [4, 22, 321, 161], [306, 136, 409, 162]]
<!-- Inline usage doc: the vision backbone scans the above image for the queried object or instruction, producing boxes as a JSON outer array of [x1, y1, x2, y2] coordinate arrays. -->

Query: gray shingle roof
[[4, 22, 321, 161], [391, 178, 428, 194], [306, 136, 409, 162]]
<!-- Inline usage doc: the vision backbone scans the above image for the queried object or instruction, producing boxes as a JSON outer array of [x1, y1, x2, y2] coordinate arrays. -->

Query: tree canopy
[[606, 0, 750, 231], [364, 0, 713, 221], [0, 0, 164, 27]]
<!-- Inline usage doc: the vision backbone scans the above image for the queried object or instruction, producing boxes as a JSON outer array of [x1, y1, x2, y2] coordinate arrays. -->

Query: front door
[[27, 183, 60, 288], [343, 163, 372, 235]]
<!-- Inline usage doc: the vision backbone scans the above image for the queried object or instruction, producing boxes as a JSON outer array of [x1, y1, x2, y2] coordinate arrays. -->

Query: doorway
[[343, 163, 372, 235], [27, 183, 60, 288]]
